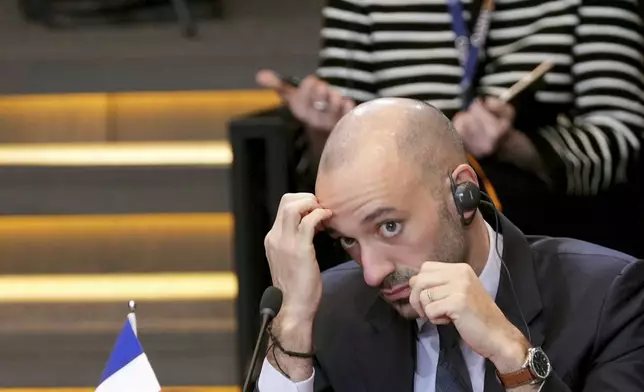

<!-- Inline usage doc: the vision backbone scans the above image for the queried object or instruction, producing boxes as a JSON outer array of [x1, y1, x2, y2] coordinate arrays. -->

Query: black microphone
[[242, 286, 283, 392]]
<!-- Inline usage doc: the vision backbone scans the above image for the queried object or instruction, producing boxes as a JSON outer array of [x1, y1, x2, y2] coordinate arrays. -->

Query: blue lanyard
[[446, 0, 493, 109]]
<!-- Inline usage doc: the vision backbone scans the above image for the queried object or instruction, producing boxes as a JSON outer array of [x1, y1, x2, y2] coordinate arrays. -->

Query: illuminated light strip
[[0, 213, 232, 235], [110, 90, 281, 106], [0, 141, 232, 167], [0, 89, 280, 106], [0, 272, 237, 303], [0, 318, 236, 334], [0, 388, 239, 392]]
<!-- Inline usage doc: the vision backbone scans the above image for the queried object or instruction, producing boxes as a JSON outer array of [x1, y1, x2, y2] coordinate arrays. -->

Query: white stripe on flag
[[95, 353, 161, 392], [128, 313, 138, 337]]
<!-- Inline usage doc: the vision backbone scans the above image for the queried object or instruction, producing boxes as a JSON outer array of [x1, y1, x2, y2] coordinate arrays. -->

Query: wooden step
[[0, 142, 232, 215], [0, 299, 237, 386], [0, 329, 237, 387], [0, 165, 229, 214], [0, 389, 237, 392], [0, 214, 232, 274], [0, 388, 237, 392], [0, 300, 234, 334], [0, 92, 279, 143]]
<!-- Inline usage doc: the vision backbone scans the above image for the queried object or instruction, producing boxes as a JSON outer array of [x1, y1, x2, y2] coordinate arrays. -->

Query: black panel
[[229, 106, 298, 387]]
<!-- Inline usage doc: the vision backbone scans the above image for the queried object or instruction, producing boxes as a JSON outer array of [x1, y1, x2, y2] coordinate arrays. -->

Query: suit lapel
[[359, 296, 415, 392], [483, 209, 545, 392]]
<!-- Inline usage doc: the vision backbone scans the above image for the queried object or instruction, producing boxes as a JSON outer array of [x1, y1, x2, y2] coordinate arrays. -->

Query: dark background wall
[[0, 0, 323, 95]]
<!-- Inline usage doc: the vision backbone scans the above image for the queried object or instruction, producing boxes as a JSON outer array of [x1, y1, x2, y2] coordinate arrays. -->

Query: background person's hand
[[256, 69, 355, 134], [263, 192, 332, 323], [453, 97, 516, 158], [408, 261, 530, 373]]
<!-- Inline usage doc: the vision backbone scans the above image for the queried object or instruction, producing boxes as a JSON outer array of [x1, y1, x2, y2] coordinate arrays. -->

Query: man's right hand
[[264, 192, 332, 321], [263, 193, 332, 380], [256, 69, 355, 134]]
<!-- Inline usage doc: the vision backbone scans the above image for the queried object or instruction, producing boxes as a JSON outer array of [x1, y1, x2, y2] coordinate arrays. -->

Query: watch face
[[530, 349, 552, 379]]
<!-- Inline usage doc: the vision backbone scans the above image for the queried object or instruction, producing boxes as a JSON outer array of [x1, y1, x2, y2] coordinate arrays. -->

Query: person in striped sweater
[[257, 0, 644, 253]]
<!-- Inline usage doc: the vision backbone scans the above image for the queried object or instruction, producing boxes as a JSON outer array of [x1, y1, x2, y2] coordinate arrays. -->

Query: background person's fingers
[[298, 75, 320, 101], [452, 111, 473, 137], [327, 89, 345, 117], [342, 98, 356, 114], [485, 96, 515, 120], [470, 100, 498, 129], [255, 69, 295, 99], [308, 80, 337, 127], [484, 97, 515, 135], [311, 79, 331, 108], [468, 102, 502, 154]]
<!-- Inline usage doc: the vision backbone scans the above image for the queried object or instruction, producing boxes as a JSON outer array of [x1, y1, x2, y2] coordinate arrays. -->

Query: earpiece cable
[[480, 196, 532, 344]]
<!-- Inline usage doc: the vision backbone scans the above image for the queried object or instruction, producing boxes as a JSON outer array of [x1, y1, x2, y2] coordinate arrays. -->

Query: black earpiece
[[449, 173, 481, 226]]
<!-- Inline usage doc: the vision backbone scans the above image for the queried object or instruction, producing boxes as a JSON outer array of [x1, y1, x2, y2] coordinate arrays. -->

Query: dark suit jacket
[[310, 211, 644, 391]]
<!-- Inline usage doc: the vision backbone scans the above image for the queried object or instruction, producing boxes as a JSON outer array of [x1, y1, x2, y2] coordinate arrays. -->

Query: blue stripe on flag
[[99, 319, 144, 383]]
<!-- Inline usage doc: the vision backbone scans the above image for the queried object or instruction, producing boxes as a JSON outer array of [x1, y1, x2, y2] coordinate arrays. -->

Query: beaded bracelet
[[267, 325, 316, 359]]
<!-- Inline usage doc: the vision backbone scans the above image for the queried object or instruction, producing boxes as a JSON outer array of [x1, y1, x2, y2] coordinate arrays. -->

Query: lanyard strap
[[447, 0, 494, 109]]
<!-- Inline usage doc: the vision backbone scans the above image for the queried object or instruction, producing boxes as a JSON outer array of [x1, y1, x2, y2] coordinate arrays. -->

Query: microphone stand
[[242, 286, 282, 392], [242, 312, 272, 392]]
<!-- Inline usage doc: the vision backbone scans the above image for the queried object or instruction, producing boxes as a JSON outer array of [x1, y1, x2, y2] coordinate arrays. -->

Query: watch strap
[[496, 367, 536, 389]]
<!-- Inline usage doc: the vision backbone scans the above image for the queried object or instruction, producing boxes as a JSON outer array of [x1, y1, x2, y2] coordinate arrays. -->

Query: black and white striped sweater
[[315, 0, 644, 196]]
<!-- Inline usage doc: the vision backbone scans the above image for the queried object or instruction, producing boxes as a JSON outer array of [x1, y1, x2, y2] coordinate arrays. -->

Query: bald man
[[257, 98, 644, 392]]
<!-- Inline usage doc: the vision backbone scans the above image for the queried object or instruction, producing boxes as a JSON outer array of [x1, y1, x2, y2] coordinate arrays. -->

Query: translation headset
[[449, 172, 481, 227], [448, 169, 532, 343]]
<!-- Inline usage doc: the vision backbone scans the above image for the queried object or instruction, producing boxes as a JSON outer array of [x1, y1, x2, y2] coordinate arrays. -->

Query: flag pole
[[127, 300, 138, 337]]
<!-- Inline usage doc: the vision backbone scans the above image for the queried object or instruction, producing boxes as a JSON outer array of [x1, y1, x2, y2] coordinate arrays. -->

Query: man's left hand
[[453, 97, 516, 158], [408, 261, 530, 373]]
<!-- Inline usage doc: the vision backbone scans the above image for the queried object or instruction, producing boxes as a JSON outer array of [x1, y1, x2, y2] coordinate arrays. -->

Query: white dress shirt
[[257, 222, 503, 392]]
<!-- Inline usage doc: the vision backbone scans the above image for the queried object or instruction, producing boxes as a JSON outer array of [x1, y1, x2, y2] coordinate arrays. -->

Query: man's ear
[[451, 164, 480, 188]]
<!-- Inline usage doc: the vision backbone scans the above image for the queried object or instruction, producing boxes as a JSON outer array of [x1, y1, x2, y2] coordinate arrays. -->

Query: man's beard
[[381, 205, 467, 319]]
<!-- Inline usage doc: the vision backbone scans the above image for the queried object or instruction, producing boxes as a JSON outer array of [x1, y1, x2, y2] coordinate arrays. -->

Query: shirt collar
[[416, 221, 503, 331]]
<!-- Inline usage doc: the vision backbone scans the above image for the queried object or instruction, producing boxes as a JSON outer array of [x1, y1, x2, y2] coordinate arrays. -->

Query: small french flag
[[95, 311, 161, 392]]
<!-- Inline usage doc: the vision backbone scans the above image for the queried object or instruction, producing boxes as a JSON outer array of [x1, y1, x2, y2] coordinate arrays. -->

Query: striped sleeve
[[531, 0, 644, 195], [316, 0, 378, 103]]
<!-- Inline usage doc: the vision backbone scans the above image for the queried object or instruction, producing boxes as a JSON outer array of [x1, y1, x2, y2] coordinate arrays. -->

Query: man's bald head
[[318, 98, 467, 191]]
